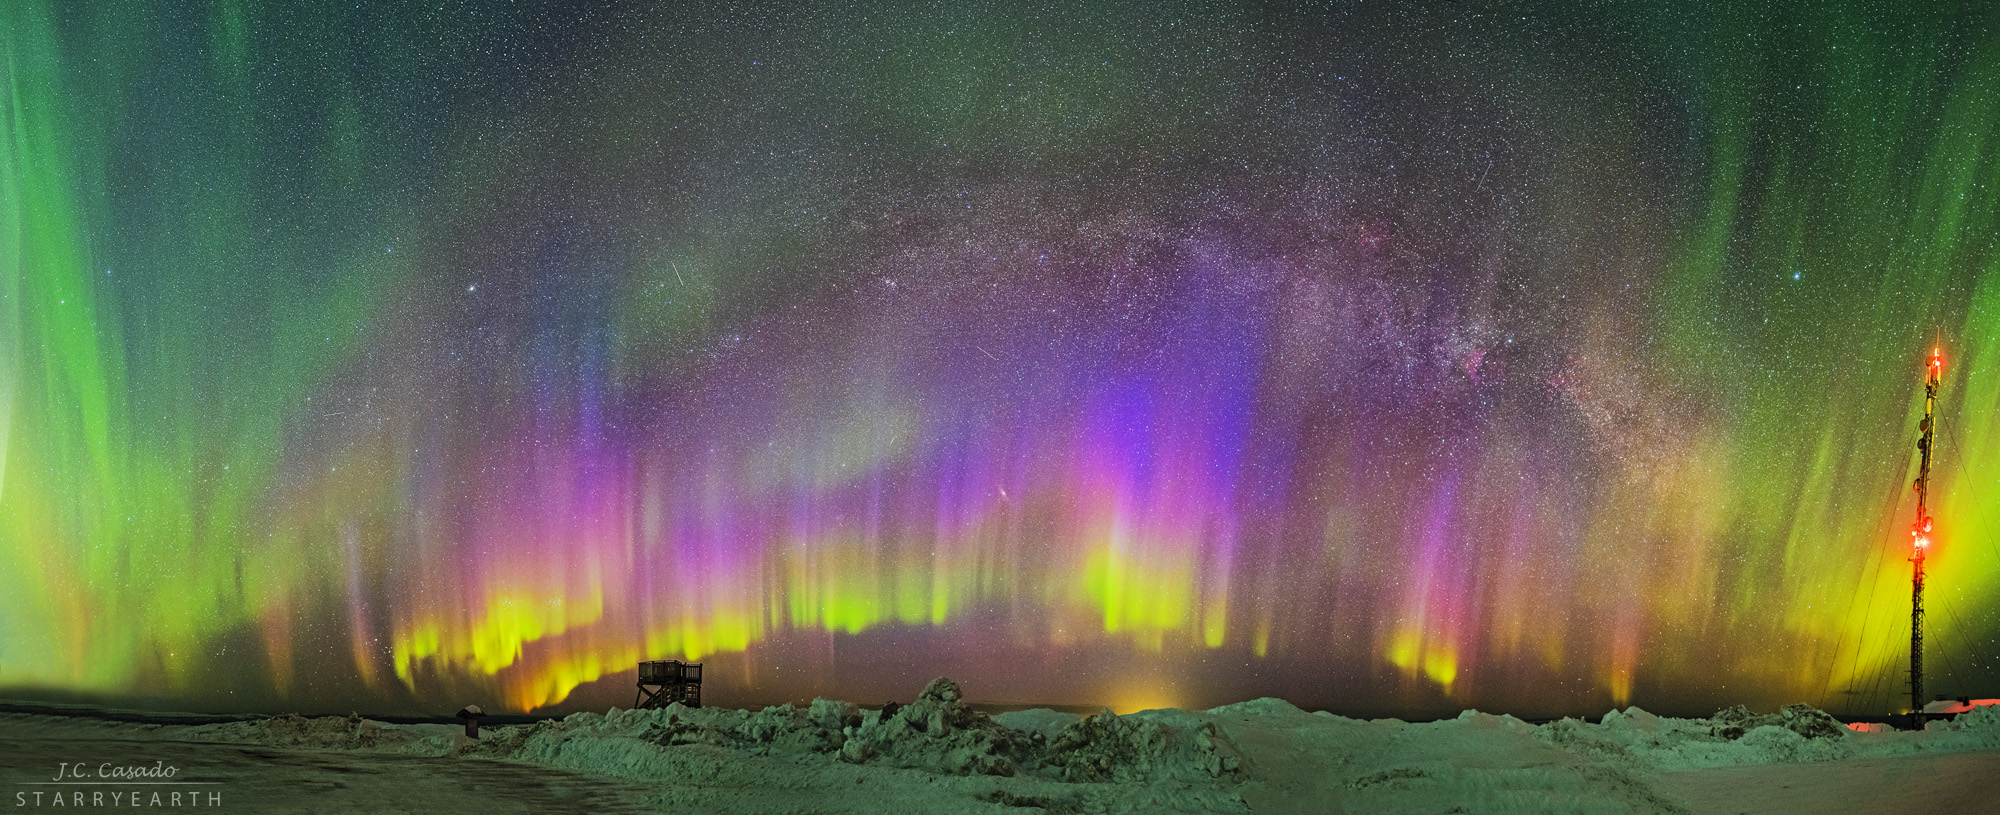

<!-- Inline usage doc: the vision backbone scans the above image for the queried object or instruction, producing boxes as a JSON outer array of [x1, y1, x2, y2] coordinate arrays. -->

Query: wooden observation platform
[[636, 660, 704, 709]]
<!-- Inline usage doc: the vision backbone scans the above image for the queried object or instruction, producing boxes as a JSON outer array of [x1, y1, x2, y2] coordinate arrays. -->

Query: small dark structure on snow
[[456, 705, 484, 738], [636, 660, 703, 709]]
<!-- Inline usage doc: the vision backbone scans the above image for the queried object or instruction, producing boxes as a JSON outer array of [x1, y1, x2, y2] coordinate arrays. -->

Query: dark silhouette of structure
[[636, 660, 704, 709], [456, 704, 484, 738], [1909, 346, 1941, 724]]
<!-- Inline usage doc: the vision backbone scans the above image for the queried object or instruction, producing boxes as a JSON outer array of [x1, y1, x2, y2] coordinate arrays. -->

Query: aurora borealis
[[5, 0, 2000, 717]]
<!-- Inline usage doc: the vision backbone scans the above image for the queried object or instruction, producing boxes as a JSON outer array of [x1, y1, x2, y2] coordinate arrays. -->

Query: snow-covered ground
[[3, 680, 1996, 814]]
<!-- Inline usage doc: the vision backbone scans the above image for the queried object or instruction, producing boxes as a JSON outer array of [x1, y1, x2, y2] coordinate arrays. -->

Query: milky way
[[4, 1, 1998, 715]]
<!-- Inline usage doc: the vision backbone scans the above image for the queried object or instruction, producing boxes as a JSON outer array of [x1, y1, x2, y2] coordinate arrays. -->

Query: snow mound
[[1707, 704, 1846, 740], [1042, 707, 1241, 784], [201, 712, 438, 753], [1940, 702, 2000, 749], [990, 708, 1079, 740], [836, 678, 1040, 776], [636, 698, 851, 756], [1205, 697, 1310, 718], [837, 678, 1240, 783], [472, 677, 1239, 787], [433, 678, 1249, 813], [1535, 704, 1855, 771]]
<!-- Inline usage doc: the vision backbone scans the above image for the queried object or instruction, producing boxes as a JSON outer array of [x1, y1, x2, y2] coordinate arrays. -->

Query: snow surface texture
[[4, 681, 1999, 813]]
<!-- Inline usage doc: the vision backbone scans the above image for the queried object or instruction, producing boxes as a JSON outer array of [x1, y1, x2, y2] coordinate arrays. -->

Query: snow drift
[[6, 681, 2000, 813]]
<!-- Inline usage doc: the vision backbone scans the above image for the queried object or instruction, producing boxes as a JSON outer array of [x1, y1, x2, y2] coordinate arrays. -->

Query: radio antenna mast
[[1909, 343, 1942, 719]]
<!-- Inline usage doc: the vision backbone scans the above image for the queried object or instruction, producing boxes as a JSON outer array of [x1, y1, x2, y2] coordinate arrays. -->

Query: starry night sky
[[4, 0, 1999, 716]]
